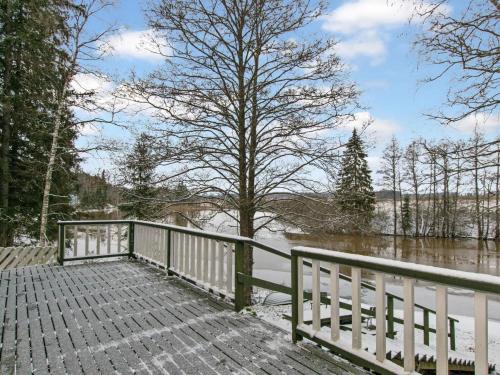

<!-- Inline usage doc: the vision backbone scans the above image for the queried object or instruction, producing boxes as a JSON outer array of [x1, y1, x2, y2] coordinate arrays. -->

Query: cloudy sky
[[80, 0, 498, 181]]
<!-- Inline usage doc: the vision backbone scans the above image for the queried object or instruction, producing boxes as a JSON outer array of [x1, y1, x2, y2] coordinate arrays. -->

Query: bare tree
[[379, 136, 402, 236], [127, 0, 358, 300], [127, 0, 359, 301], [39, 0, 118, 244], [403, 140, 424, 236], [413, 0, 499, 124]]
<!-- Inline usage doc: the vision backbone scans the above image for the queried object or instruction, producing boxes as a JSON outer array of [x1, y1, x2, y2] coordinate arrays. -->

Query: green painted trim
[[291, 255, 300, 343], [128, 222, 135, 258], [237, 273, 292, 295], [58, 224, 65, 265], [63, 253, 129, 262], [423, 310, 430, 345]]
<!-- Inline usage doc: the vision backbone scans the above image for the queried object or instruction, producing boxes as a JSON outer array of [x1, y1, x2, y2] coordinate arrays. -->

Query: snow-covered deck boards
[[0, 260, 367, 374]]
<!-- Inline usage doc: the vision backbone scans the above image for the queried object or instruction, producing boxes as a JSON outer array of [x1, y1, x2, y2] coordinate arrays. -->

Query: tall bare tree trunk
[[473, 138, 483, 239], [495, 145, 499, 240]]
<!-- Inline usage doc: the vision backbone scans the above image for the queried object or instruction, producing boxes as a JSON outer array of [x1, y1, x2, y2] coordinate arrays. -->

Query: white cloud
[[334, 30, 387, 62], [340, 112, 401, 141], [322, 0, 414, 34], [71, 73, 114, 95], [452, 113, 499, 135], [101, 29, 168, 61], [323, 0, 443, 64]]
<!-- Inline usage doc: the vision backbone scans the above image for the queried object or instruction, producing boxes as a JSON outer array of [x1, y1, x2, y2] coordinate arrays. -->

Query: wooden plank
[[210, 239, 216, 287], [190, 235, 196, 277], [375, 272, 385, 362], [73, 225, 78, 256], [351, 267, 362, 350], [474, 292, 488, 374], [196, 236, 202, 280], [203, 237, 209, 283], [107, 225, 111, 254], [217, 241, 224, 290], [436, 285, 448, 375], [311, 260, 320, 332], [330, 263, 340, 342], [226, 243, 233, 293], [96, 226, 101, 255], [403, 278, 415, 372]]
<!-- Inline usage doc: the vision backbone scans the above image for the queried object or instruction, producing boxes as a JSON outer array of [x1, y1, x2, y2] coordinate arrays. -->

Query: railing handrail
[[292, 246, 500, 295]]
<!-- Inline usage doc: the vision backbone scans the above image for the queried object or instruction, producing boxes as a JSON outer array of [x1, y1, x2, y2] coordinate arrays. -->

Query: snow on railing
[[290, 246, 500, 375]]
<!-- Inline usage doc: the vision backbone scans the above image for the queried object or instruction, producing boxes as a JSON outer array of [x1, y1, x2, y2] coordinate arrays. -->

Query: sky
[[79, 0, 499, 184]]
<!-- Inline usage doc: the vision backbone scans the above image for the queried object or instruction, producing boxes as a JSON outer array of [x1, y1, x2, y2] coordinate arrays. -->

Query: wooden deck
[[0, 260, 367, 374]]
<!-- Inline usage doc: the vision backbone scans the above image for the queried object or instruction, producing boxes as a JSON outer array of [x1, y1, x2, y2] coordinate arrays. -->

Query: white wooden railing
[[133, 224, 235, 297], [290, 246, 500, 375]]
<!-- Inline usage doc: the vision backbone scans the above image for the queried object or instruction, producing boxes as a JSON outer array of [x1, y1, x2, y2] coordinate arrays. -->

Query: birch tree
[[39, 0, 116, 244]]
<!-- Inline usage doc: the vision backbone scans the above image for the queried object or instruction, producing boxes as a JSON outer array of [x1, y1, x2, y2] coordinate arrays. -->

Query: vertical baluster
[[474, 292, 488, 374], [85, 227, 89, 256], [196, 236, 202, 280], [177, 232, 182, 272], [117, 224, 122, 253], [436, 285, 448, 375], [190, 235, 196, 276], [73, 226, 78, 257], [96, 226, 101, 255], [217, 241, 224, 290], [351, 267, 362, 350], [312, 260, 321, 332], [203, 237, 209, 283], [159, 229, 165, 264], [210, 239, 216, 287], [226, 243, 233, 293], [174, 232, 179, 270], [403, 278, 415, 372], [184, 234, 190, 275], [179, 233, 184, 273], [330, 263, 340, 341], [297, 257, 303, 326], [107, 225, 111, 254], [375, 273, 386, 362]]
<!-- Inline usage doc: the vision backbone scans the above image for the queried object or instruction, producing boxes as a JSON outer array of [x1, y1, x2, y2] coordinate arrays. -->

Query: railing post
[[291, 253, 302, 343], [234, 240, 245, 311], [128, 222, 135, 259], [387, 295, 395, 339], [58, 223, 65, 265], [166, 229, 172, 275]]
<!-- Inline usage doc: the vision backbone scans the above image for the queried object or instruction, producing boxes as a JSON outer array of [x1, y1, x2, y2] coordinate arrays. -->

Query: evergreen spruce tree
[[401, 195, 412, 236], [1, 0, 77, 245], [335, 128, 375, 231], [120, 133, 158, 220]]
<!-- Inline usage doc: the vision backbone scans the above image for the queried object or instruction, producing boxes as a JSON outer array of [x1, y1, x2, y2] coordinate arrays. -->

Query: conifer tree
[[120, 133, 158, 220], [335, 128, 375, 231], [401, 195, 412, 236]]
